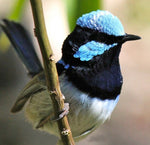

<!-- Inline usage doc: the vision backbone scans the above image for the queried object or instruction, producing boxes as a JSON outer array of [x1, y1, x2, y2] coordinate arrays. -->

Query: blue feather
[[1, 20, 43, 76], [73, 41, 117, 61], [77, 10, 125, 36], [58, 59, 70, 69]]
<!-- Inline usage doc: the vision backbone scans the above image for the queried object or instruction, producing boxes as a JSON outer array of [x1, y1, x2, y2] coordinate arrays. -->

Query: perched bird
[[1, 10, 140, 143]]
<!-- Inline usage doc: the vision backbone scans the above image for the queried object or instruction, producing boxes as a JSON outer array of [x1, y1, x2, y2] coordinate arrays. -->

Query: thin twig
[[29, 0, 75, 144]]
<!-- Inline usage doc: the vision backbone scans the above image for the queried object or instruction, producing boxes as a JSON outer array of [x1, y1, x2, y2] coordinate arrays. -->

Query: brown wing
[[11, 72, 46, 113]]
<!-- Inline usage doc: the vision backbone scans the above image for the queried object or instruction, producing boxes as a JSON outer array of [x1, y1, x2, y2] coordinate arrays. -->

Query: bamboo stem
[[29, 0, 75, 144]]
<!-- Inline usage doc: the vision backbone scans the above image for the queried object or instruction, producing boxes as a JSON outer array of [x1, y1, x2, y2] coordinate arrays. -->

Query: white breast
[[25, 73, 119, 141]]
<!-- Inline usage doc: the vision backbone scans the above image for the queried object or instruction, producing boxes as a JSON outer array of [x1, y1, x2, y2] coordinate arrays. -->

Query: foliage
[[0, 0, 103, 51], [64, 0, 103, 31], [0, 0, 26, 52]]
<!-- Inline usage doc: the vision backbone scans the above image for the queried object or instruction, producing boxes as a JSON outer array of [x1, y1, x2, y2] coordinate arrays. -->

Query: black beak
[[122, 33, 141, 43]]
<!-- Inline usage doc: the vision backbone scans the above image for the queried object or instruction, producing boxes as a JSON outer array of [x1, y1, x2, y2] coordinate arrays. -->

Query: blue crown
[[76, 10, 125, 36]]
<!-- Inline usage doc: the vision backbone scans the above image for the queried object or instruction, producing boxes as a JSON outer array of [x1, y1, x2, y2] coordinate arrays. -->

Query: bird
[[1, 10, 141, 143]]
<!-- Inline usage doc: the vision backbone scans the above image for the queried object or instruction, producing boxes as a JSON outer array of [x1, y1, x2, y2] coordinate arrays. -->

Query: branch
[[29, 0, 75, 144]]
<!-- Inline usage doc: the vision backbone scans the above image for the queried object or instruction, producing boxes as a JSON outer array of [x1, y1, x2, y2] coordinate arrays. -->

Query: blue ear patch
[[77, 10, 125, 36], [73, 41, 117, 61]]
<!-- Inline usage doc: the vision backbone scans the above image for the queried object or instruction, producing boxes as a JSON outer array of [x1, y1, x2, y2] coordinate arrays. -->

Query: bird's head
[[61, 10, 141, 67]]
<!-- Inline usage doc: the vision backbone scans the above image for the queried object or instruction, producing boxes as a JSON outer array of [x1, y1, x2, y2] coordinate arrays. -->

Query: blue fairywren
[[1, 10, 141, 143]]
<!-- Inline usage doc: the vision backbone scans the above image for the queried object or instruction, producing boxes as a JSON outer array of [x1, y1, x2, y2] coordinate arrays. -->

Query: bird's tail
[[0, 19, 43, 77]]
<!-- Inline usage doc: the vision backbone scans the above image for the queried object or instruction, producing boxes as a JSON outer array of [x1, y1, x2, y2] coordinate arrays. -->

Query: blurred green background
[[0, 0, 150, 145]]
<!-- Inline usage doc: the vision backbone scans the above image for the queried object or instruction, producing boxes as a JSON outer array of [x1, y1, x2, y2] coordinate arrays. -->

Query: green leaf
[[9, 0, 26, 21], [0, 0, 26, 52], [64, 0, 103, 31]]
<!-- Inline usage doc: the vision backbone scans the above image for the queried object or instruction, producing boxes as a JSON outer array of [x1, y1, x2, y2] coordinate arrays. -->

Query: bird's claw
[[54, 103, 69, 121], [36, 103, 69, 129]]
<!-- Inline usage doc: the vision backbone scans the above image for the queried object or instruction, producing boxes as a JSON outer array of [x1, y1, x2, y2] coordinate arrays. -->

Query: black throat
[[57, 45, 123, 100]]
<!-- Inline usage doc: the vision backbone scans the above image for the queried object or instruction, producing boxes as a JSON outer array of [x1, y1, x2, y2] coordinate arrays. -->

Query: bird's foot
[[54, 103, 69, 121], [36, 103, 69, 129]]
